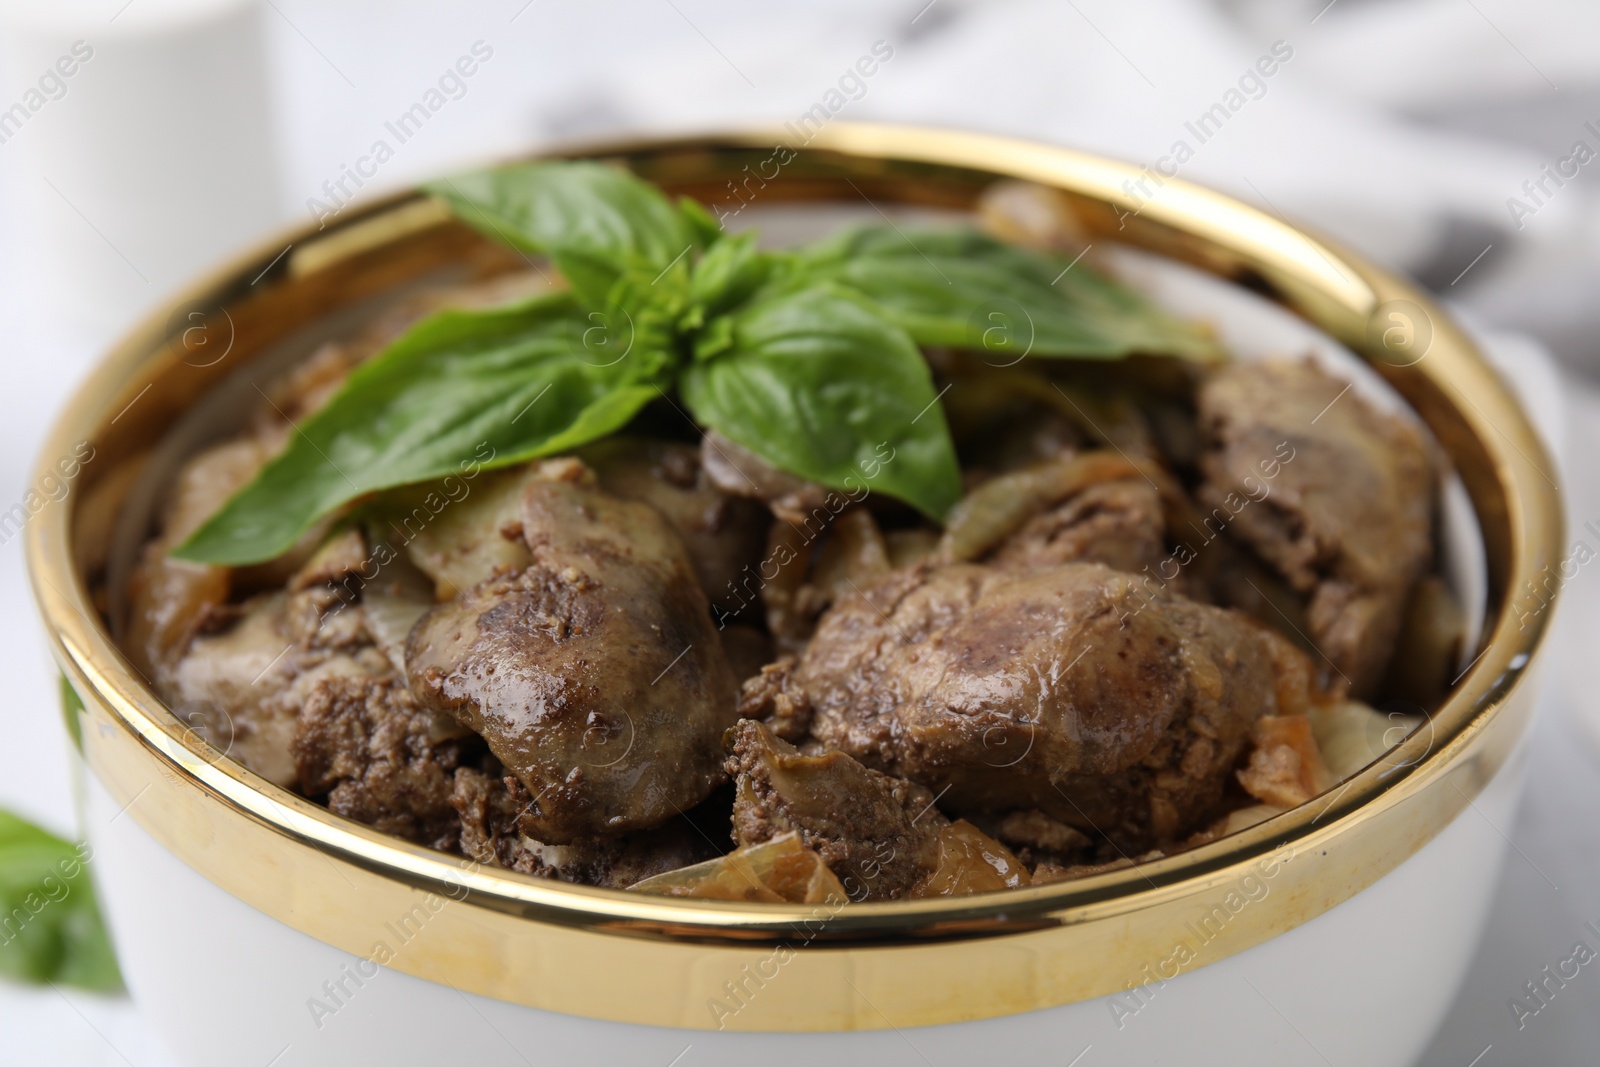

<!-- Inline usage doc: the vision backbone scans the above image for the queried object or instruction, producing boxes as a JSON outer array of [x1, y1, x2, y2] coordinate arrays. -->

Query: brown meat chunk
[[719, 625, 775, 687], [292, 675, 466, 848], [451, 766, 535, 872], [752, 508, 891, 653], [937, 452, 1170, 581], [700, 429, 849, 531], [163, 591, 303, 787], [581, 437, 768, 609], [407, 475, 739, 843], [800, 561, 1319, 847], [727, 719, 945, 901], [535, 820, 722, 890], [164, 587, 396, 788], [989, 809, 1094, 856], [1197, 360, 1433, 695], [738, 657, 813, 742], [991, 477, 1168, 575], [450, 768, 720, 888]]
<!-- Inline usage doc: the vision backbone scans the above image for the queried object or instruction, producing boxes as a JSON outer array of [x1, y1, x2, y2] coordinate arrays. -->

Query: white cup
[[0, 0, 282, 339]]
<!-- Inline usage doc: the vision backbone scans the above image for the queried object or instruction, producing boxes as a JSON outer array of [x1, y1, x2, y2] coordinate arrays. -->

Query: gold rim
[[24, 124, 1564, 1030]]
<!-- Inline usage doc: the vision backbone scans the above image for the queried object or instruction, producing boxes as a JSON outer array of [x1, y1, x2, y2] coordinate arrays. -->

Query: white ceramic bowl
[[28, 126, 1562, 1067]]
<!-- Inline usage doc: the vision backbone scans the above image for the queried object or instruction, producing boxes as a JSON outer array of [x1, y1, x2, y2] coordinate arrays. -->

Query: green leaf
[[177, 162, 1230, 561], [174, 293, 666, 565], [790, 226, 1220, 361], [681, 283, 961, 519], [427, 162, 693, 307], [678, 196, 725, 251], [0, 811, 120, 991], [689, 231, 773, 321]]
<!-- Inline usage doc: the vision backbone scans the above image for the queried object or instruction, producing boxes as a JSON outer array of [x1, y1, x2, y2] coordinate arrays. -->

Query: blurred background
[[1, 0, 1598, 1062]]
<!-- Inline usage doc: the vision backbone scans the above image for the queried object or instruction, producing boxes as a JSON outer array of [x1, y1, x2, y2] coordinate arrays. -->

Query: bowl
[[26, 125, 1563, 1067]]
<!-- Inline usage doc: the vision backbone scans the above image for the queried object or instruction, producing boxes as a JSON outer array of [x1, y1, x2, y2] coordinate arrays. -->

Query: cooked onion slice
[[629, 832, 847, 904], [1309, 701, 1426, 781], [361, 591, 429, 676], [910, 820, 1031, 897], [1237, 714, 1335, 808]]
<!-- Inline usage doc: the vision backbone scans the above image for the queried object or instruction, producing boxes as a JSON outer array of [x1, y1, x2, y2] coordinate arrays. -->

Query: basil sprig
[[176, 161, 1213, 565], [0, 810, 120, 990]]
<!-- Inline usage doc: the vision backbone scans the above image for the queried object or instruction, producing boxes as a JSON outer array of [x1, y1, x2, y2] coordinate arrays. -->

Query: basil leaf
[[174, 294, 665, 565], [0, 811, 120, 991], [688, 231, 773, 321], [791, 226, 1220, 361], [678, 196, 725, 251], [681, 283, 961, 519], [427, 162, 693, 307]]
